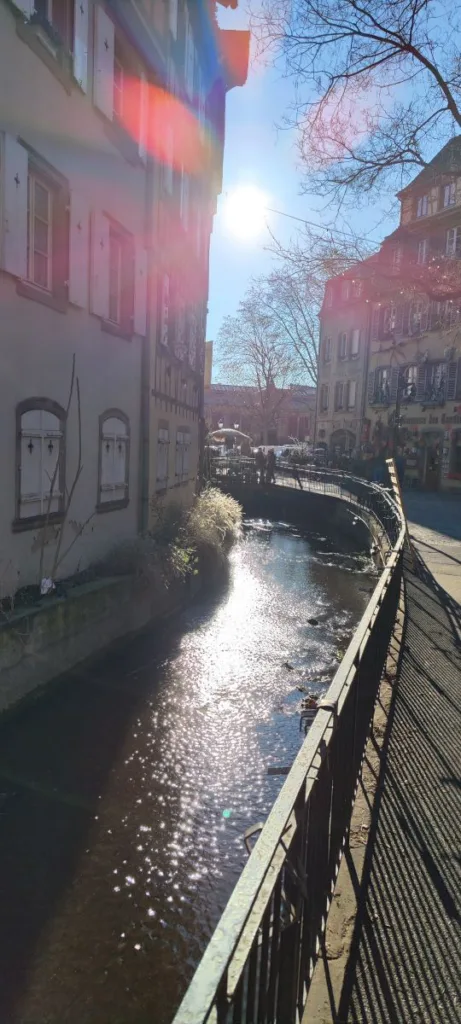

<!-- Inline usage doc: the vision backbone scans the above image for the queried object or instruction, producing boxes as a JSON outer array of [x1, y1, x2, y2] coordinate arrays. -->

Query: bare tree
[[216, 284, 301, 443], [253, 0, 461, 205]]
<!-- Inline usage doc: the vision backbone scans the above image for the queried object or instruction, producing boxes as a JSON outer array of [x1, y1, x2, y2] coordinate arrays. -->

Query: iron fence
[[173, 464, 405, 1024]]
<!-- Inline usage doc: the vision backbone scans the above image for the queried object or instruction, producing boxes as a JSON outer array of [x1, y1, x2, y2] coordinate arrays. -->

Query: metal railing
[[174, 463, 405, 1024]]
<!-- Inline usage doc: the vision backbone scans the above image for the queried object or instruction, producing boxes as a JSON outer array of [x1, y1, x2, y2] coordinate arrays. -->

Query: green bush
[[94, 488, 242, 588]]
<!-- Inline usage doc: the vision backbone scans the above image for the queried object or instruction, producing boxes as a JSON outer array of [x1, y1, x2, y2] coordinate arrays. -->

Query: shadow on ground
[[0, 581, 227, 1023], [336, 554, 461, 1023]]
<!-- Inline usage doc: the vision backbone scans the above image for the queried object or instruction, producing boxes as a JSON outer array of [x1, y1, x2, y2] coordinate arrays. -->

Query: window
[[416, 194, 429, 218], [444, 181, 456, 208], [15, 401, 65, 528], [374, 368, 391, 404], [105, 223, 134, 330], [338, 332, 348, 359], [160, 273, 170, 346], [417, 239, 428, 265], [352, 279, 363, 298], [320, 384, 329, 411], [98, 412, 129, 509], [27, 173, 52, 291], [392, 246, 402, 269], [325, 285, 333, 308], [451, 430, 461, 474], [156, 424, 170, 488], [425, 363, 446, 402], [341, 280, 350, 300], [323, 336, 331, 363], [334, 381, 345, 410], [403, 365, 418, 401], [347, 380, 357, 409], [446, 226, 461, 257], [350, 329, 360, 357], [384, 304, 397, 334], [33, 0, 74, 50], [410, 300, 425, 334], [175, 429, 191, 480]]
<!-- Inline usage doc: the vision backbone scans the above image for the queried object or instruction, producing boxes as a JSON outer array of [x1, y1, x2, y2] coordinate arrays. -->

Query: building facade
[[0, 0, 248, 592], [205, 383, 316, 445], [316, 270, 371, 454], [366, 138, 461, 491]]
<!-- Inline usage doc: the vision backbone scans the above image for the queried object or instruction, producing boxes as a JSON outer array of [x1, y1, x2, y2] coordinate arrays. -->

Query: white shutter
[[91, 211, 109, 318], [73, 0, 89, 92], [348, 380, 357, 408], [134, 243, 148, 336], [139, 71, 148, 162], [169, 0, 178, 38], [11, 0, 34, 16], [1, 134, 28, 279], [69, 191, 90, 307], [93, 5, 114, 119]]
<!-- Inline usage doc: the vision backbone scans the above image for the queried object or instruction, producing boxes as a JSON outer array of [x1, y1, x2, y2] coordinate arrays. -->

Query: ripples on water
[[0, 521, 375, 1024]]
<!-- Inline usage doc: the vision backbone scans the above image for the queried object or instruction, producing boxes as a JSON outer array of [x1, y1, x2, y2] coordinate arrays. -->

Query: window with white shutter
[[27, 173, 53, 291], [93, 5, 115, 119], [350, 329, 360, 357], [175, 429, 190, 480], [1, 133, 28, 279], [416, 195, 429, 218], [91, 211, 110, 318], [156, 424, 169, 488], [320, 384, 329, 411], [134, 243, 147, 336], [73, 0, 89, 90], [15, 401, 65, 526], [98, 412, 129, 508], [69, 190, 90, 307]]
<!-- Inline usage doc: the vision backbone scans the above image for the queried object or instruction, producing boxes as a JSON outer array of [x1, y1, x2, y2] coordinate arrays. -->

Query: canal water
[[0, 521, 375, 1024]]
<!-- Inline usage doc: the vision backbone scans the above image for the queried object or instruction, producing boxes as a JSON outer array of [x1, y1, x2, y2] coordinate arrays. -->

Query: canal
[[0, 520, 375, 1024]]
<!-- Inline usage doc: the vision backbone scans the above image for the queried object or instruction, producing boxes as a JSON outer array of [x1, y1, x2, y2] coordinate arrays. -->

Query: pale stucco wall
[[0, 1, 146, 590]]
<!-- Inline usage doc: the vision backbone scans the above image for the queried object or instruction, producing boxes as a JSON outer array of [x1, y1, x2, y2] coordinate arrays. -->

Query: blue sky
[[207, 3, 395, 368]]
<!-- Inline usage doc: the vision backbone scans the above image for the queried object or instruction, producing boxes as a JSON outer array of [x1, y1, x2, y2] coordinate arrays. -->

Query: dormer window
[[416, 195, 429, 218], [341, 280, 350, 300], [392, 245, 402, 268]]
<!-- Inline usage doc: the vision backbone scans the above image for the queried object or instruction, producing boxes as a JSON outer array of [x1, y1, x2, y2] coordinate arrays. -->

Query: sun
[[224, 185, 268, 240]]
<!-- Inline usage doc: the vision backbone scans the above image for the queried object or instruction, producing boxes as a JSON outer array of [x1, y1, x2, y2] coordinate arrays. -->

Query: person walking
[[255, 447, 266, 484], [266, 448, 276, 485]]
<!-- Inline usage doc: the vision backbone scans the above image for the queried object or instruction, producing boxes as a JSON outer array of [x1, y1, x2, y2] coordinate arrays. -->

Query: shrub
[[184, 487, 242, 558]]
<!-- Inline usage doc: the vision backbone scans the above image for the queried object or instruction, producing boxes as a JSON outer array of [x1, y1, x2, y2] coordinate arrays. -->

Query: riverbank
[[0, 488, 241, 715]]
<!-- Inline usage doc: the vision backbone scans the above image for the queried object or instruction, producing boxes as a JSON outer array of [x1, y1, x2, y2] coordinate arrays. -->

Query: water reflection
[[0, 522, 374, 1024]]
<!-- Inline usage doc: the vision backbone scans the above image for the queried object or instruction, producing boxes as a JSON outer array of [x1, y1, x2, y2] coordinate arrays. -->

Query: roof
[[397, 136, 461, 197]]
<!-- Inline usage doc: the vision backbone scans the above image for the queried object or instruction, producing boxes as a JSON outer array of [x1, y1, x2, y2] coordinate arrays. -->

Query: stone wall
[[0, 569, 207, 715]]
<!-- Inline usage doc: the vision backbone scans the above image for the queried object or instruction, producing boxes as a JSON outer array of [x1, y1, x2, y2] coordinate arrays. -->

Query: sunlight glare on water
[[0, 521, 375, 1024]]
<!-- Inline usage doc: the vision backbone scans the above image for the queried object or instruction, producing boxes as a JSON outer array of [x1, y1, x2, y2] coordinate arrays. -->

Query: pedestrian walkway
[[331, 552, 461, 1023], [404, 491, 461, 606]]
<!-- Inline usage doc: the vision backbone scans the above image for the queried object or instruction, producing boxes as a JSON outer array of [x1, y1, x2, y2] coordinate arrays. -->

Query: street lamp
[[233, 422, 240, 430]]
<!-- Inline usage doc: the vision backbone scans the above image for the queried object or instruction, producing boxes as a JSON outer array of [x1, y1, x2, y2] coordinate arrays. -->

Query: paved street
[[403, 492, 461, 607]]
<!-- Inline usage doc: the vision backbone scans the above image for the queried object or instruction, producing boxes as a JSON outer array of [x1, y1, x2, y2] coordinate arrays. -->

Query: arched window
[[98, 411, 130, 510], [15, 399, 65, 528]]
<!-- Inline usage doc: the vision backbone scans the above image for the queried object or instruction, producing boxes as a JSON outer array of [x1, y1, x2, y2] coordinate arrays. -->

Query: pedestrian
[[266, 448, 276, 485], [255, 447, 266, 484]]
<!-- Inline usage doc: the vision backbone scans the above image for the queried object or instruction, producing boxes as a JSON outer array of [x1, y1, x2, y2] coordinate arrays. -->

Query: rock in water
[[308, 617, 319, 626]]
